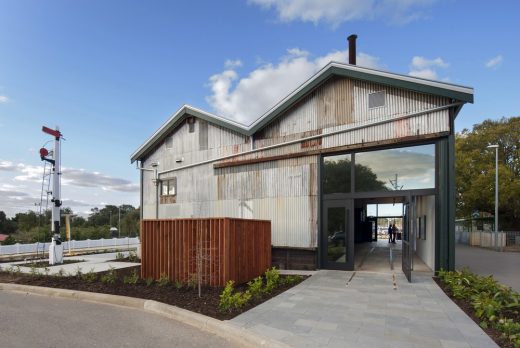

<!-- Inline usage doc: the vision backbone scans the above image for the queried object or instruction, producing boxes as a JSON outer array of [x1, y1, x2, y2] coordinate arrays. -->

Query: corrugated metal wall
[[142, 76, 453, 250]]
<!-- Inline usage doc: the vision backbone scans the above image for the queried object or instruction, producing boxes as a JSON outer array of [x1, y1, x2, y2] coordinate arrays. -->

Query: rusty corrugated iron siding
[[142, 75, 453, 249]]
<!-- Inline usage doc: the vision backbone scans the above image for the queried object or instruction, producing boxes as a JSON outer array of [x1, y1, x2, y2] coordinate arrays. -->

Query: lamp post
[[118, 205, 121, 238], [487, 144, 499, 250]]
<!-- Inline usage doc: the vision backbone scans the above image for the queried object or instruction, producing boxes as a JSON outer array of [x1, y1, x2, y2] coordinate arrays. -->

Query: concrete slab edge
[[0, 283, 290, 348]]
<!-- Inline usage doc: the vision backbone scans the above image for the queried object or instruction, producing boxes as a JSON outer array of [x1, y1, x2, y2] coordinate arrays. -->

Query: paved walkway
[[456, 244, 520, 292], [0, 252, 138, 275], [231, 270, 497, 348]]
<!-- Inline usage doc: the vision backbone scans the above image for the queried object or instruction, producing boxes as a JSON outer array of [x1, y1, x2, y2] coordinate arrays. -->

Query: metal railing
[[0, 237, 140, 256]]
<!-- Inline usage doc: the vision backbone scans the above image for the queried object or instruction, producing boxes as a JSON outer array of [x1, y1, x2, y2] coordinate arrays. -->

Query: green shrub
[[123, 269, 139, 285], [175, 280, 183, 289], [82, 268, 98, 283], [247, 276, 263, 300], [281, 275, 303, 286], [264, 267, 280, 294], [115, 252, 125, 260], [219, 281, 252, 312], [438, 269, 520, 347], [128, 251, 140, 262], [101, 266, 117, 284], [187, 274, 198, 289], [145, 277, 154, 286], [157, 273, 170, 287]]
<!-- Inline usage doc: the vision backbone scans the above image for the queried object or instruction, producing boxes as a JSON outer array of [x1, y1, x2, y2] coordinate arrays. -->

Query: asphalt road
[[456, 244, 520, 292], [0, 291, 237, 348]]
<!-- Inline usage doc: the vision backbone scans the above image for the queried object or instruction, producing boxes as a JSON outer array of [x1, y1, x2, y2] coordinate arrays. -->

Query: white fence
[[0, 237, 140, 256]]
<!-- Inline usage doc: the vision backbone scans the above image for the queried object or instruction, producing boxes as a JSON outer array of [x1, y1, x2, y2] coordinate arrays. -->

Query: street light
[[487, 144, 499, 250]]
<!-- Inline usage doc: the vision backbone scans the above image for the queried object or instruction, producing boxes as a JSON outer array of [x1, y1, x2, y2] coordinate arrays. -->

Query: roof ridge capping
[[131, 61, 473, 162]]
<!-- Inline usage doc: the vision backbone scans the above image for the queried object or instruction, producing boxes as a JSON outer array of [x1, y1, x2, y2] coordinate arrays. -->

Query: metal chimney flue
[[348, 34, 357, 65]]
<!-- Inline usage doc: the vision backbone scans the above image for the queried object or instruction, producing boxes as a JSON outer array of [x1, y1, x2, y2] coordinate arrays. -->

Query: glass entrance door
[[323, 200, 353, 270]]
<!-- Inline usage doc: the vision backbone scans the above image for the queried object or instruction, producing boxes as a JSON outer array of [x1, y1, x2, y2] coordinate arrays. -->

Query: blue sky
[[0, 0, 518, 217]]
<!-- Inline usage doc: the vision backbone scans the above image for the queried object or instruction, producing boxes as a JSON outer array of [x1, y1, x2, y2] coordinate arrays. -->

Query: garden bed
[[435, 269, 519, 348], [0, 266, 306, 320]]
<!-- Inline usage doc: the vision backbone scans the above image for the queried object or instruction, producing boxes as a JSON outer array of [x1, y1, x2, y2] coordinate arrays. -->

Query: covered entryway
[[320, 142, 449, 281]]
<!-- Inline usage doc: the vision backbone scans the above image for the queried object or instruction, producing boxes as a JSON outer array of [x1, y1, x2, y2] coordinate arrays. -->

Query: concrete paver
[[230, 270, 498, 348]]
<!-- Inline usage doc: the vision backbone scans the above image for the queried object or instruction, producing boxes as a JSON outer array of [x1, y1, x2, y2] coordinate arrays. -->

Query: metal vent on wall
[[368, 91, 386, 109]]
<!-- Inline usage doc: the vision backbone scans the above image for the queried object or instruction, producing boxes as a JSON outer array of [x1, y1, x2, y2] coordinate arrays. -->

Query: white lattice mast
[[40, 126, 64, 265]]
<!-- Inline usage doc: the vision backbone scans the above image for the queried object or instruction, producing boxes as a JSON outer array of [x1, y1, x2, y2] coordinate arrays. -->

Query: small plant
[[263, 267, 280, 294], [101, 266, 117, 284], [29, 264, 39, 277], [43, 267, 50, 276], [157, 273, 170, 287], [175, 279, 184, 289], [145, 277, 154, 286], [128, 251, 139, 262], [438, 269, 520, 347], [115, 252, 125, 260], [56, 268, 66, 277], [82, 268, 98, 283], [247, 276, 264, 300], [74, 266, 83, 278], [7, 266, 19, 277], [219, 280, 253, 313], [123, 269, 139, 285], [281, 274, 303, 286], [187, 274, 197, 290]]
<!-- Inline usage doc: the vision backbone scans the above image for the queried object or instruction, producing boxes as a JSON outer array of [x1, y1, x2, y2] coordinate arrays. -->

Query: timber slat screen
[[141, 218, 271, 286]]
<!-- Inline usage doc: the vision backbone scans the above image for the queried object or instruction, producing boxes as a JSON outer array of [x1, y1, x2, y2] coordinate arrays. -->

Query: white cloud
[[485, 55, 503, 69], [408, 56, 449, 80], [0, 160, 18, 171], [0, 160, 139, 217], [1, 160, 139, 193], [224, 59, 243, 69], [206, 48, 381, 124], [249, 0, 436, 26], [0, 95, 8, 103]]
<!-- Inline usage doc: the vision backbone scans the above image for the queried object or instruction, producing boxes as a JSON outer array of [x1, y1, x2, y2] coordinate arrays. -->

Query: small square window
[[165, 136, 173, 149], [368, 91, 386, 109], [161, 178, 177, 196], [188, 118, 195, 133], [160, 177, 177, 204]]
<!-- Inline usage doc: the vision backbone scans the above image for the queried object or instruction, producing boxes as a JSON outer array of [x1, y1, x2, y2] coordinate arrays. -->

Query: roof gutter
[[157, 101, 464, 177]]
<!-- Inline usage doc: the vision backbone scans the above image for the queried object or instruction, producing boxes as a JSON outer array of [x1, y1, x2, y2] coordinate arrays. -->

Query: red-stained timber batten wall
[[141, 218, 271, 286]]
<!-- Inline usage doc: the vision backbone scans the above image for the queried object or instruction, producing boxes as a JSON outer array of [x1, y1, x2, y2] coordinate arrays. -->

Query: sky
[[0, 0, 518, 218]]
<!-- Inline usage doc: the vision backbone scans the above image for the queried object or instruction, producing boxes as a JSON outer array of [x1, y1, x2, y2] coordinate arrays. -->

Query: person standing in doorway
[[388, 223, 393, 243], [391, 223, 397, 243]]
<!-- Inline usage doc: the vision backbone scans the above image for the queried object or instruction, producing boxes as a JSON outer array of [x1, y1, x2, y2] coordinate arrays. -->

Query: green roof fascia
[[130, 106, 248, 163], [330, 66, 474, 103], [248, 63, 474, 134]]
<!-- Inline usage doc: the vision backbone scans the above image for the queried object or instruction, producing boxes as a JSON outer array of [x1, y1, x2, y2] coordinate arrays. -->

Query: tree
[[456, 117, 520, 230], [0, 211, 17, 234]]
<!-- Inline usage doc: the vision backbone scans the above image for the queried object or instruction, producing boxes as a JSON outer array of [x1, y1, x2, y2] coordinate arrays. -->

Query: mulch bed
[[433, 277, 515, 348], [0, 266, 306, 320]]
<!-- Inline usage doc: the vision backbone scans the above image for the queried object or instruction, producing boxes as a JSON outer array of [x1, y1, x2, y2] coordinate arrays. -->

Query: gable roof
[[131, 61, 474, 163]]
